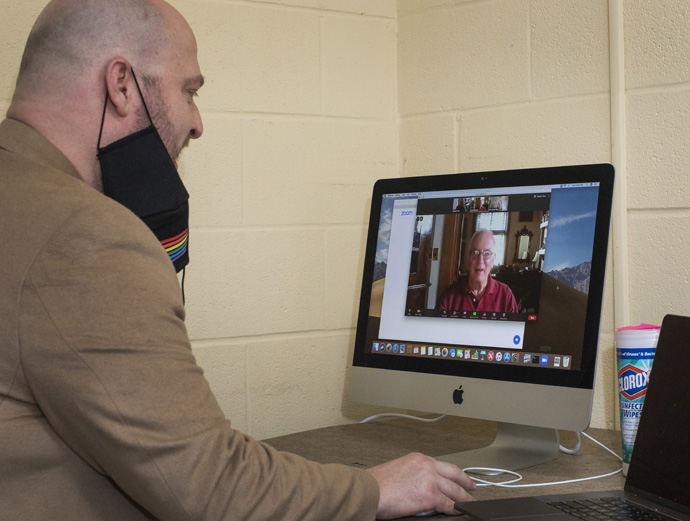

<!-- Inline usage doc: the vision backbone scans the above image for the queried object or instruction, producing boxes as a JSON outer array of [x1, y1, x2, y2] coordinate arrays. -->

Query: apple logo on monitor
[[453, 385, 464, 405]]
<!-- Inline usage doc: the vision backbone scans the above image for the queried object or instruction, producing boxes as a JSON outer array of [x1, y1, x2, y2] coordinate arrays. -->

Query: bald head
[[7, 0, 203, 190], [13, 0, 175, 98]]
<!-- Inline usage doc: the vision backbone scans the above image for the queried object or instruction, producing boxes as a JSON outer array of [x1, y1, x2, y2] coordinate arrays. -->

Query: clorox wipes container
[[616, 323, 660, 475]]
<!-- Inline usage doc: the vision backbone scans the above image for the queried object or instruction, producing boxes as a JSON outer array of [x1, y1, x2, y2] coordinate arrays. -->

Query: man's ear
[[104, 57, 135, 118]]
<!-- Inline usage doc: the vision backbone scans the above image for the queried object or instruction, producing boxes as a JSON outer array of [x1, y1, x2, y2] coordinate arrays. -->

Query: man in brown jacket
[[0, 1, 476, 519]]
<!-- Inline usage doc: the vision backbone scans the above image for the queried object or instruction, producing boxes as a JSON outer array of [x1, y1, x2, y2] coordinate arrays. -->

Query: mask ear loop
[[129, 67, 155, 127], [180, 267, 186, 306], [96, 88, 109, 151]]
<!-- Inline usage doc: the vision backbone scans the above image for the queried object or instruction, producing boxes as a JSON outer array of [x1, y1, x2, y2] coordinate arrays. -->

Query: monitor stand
[[436, 422, 560, 475]]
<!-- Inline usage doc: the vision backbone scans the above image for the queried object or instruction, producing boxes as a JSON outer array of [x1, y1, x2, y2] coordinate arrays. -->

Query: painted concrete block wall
[[3, 0, 689, 439], [0, 2, 45, 108], [398, 0, 615, 429], [171, 0, 398, 439], [624, 0, 690, 324], [398, 0, 690, 430]]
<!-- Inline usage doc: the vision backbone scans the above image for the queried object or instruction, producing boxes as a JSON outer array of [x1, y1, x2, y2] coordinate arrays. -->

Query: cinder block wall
[[170, 0, 399, 439], [2, 0, 689, 438], [398, 0, 614, 429], [624, 0, 690, 320], [397, 0, 690, 431]]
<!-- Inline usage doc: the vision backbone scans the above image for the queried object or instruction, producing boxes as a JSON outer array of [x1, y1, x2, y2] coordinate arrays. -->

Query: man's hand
[[366, 452, 476, 519]]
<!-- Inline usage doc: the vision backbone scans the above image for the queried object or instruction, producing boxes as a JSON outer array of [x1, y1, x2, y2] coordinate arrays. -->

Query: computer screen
[[349, 164, 614, 470]]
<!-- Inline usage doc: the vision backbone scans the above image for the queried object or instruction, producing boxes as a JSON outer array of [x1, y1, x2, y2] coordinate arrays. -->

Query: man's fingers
[[435, 459, 477, 492], [434, 473, 476, 515]]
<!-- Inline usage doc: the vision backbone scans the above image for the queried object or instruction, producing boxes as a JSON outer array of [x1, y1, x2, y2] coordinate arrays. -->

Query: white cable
[[467, 467, 622, 488], [582, 431, 623, 461], [559, 431, 582, 454], [360, 413, 447, 423], [358, 416, 622, 487], [464, 432, 622, 488], [464, 468, 524, 487]]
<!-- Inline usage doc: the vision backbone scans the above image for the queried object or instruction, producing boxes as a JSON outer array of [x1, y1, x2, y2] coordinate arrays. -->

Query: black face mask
[[97, 68, 190, 273]]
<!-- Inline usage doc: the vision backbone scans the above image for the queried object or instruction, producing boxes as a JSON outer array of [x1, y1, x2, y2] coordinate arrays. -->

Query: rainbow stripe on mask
[[161, 229, 188, 264]]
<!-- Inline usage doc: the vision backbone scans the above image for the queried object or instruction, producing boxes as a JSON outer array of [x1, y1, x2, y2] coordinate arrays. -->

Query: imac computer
[[349, 164, 615, 471]]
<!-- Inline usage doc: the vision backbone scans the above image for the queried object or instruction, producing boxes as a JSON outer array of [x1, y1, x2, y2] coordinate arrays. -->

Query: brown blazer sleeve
[[15, 193, 379, 520]]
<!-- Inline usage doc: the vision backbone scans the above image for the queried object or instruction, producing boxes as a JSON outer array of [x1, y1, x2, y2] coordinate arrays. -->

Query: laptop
[[455, 314, 690, 521]]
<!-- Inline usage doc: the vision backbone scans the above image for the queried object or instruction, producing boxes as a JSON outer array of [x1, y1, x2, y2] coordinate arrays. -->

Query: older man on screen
[[437, 229, 519, 314]]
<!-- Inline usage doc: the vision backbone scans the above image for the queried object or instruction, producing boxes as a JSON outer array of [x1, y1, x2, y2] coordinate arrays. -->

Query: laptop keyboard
[[548, 497, 668, 521]]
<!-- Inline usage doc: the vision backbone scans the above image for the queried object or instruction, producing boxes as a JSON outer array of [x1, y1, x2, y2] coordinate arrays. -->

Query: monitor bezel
[[352, 164, 615, 391]]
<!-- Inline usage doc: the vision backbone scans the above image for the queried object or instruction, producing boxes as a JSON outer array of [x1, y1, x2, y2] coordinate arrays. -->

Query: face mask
[[96, 68, 190, 273]]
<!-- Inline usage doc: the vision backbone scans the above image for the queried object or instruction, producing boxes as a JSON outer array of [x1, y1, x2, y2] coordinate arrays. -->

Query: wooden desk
[[265, 416, 625, 520]]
